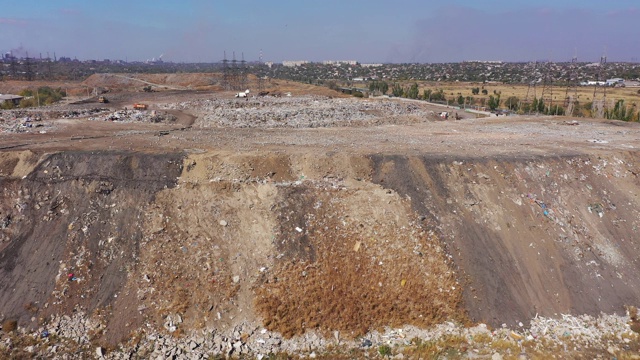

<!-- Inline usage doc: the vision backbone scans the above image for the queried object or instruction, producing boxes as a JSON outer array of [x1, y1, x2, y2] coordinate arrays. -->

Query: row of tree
[[363, 81, 637, 121]]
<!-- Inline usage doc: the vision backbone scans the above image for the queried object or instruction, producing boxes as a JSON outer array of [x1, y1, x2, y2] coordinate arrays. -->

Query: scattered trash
[[353, 241, 361, 252], [588, 203, 604, 218]]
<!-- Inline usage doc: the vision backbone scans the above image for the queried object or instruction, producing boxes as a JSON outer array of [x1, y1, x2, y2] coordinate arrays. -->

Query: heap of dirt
[[1, 91, 640, 358], [256, 183, 463, 338], [370, 153, 640, 327], [0, 151, 184, 344], [82, 73, 224, 92]]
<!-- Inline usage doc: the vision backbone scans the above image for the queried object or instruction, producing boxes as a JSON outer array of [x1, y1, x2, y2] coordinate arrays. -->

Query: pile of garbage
[[0, 114, 48, 134], [1, 311, 637, 358], [162, 96, 432, 128], [87, 109, 177, 123]]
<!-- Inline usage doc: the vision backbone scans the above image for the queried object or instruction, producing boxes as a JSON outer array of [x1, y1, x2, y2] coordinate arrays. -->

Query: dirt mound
[[0, 151, 184, 343], [370, 153, 640, 326], [1, 90, 640, 357], [256, 183, 463, 338], [82, 73, 224, 92]]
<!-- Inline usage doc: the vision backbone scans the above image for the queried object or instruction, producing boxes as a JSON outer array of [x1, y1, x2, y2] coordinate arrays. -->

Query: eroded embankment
[[0, 149, 639, 356], [370, 152, 640, 327], [0, 151, 184, 343]]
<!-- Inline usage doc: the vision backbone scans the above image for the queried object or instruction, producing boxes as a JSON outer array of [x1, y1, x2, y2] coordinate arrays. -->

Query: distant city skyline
[[1, 0, 638, 63]]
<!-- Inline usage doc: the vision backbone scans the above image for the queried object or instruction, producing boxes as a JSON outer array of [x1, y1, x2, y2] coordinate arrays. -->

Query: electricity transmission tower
[[591, 55, 607, 118], [564, 55, 579, 117], [522, 61, 538, 114], [539, 61, 554, 114]]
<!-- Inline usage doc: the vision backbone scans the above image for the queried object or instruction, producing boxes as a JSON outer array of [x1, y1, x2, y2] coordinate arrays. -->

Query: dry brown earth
[[1, 76, 639, 358]]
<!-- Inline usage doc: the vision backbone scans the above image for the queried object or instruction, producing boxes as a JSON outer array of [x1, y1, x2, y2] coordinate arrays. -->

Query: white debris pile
[[0, 113, 48, 134], [162, 96, 431, 128], [59, 108, 111, 119], [3, 311, 637, 358], [87, 109, 177, 123], [528, 313, 634, 347]]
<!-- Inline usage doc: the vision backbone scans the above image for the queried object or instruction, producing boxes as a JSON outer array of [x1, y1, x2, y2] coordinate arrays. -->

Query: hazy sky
[[1, 0, 638, 63]]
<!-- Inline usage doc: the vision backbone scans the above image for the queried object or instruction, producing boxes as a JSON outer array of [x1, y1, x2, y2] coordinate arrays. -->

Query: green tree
[[488, 95, 501, 110], [606, 99, 636, 121], [19, 98, 35, 108], [504, 96, 519, 110], [422, 89, 432, 100], [531, 98, 539, 113], [537, 98, 546, 113], [406, 83, 419, 99], [1, 100, 15, 110], [481, 89, 488, 95], [379, 81, 388, 95], [392, 83, 404, 97], [428, 89, 446, 102], [457, 95, 465, 106], [471, 87, 480, 95], [547, 104, 565, 116]]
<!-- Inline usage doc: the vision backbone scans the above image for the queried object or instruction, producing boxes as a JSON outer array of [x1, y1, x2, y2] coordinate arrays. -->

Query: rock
[[219, 220, 228, 227], [492, 353, 504, 360], [96, 346, 105, 357], [232, 275, 240, 283]]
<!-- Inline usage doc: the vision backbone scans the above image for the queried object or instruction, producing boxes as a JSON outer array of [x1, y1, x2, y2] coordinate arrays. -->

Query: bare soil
[[1, 75, 640, 358]]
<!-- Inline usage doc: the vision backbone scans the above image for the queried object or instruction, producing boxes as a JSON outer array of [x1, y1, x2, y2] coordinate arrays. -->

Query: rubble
[[1, 312, 637, 358], [161, 95, 434, 128], [86, 109, 177, 123]]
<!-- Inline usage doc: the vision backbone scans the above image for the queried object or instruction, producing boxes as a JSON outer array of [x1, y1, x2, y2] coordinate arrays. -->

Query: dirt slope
[[1, 88, 640, 357], [0, 151, 184, 341], [370, 153, 640, 326], [1, 148, 639, 339]]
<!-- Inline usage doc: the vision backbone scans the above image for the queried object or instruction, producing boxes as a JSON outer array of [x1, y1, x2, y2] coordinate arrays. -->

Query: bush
[[0, 101, 15, 110], [378, 345, 392, 357], [19, 98, 35, 108], [2, 319, 18, 333]]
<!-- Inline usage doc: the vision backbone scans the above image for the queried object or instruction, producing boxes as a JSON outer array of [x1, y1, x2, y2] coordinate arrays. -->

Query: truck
[[133, 103, 148, 110], [98, 96, 109, 103]]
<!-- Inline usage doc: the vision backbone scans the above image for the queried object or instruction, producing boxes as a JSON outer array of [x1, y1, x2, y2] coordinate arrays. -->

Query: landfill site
[[1, 74, 640, 359]]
